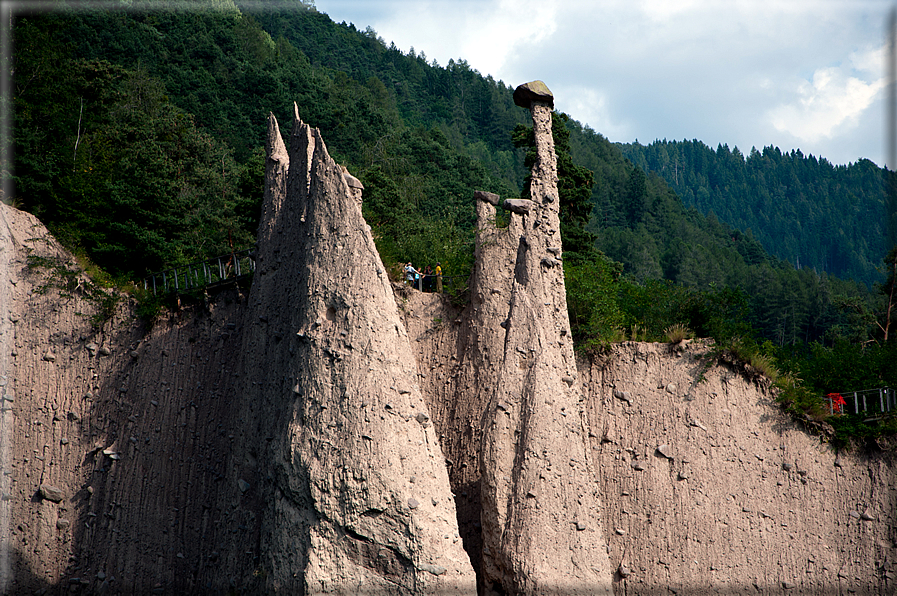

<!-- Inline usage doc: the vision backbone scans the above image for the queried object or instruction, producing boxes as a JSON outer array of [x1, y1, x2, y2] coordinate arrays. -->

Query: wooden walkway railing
[[143, 248, 255, 295], [144, 250, 466, 296], [826, 387, 894, 418]]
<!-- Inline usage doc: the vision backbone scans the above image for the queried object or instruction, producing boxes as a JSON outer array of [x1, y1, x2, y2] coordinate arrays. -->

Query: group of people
[[404, 261, 443, 293]]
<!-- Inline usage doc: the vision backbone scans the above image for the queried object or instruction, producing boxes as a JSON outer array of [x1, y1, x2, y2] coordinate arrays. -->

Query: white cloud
[[316, 0, 890, 165], [552, 85, 632, 141], [460, 0, 559, 75], [768, 59, 884, 143], [353, 0, 558, 75]]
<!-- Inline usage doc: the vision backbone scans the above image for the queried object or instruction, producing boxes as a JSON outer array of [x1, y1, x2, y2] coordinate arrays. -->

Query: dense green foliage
[[14, 12, 261, 275], [567, 134, 877, 346], [620, 139, 888, 287], [11, 2, 897, 446], [14, 3, 518, 279]]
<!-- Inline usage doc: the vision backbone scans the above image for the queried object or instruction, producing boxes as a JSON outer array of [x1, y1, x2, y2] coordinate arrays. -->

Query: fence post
[[854, 392, 859, 414], [829, 395, 833, 415], [881, 388, 885, 414]]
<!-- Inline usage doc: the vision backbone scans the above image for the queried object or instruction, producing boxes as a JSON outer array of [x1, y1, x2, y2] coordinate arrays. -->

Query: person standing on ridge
[[404, 262, 419, 287], [435, 262, 443, 293], [422, 264, 433, 291]]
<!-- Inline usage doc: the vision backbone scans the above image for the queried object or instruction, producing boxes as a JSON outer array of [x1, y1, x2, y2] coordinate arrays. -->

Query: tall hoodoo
[[241, 108, 476, 594], [475, 82, 614, 594]]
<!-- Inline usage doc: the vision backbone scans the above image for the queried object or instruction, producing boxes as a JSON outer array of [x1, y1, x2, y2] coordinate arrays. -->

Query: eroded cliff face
[[3, 85, 897, 596], [0, 202, 257, 594], [584, 342, 897, 595], [0, 107, 475, 595]]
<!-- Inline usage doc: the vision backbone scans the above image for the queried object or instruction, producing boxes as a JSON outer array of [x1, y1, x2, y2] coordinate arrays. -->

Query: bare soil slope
[[585, 341, 897, 595], [1, 201, 256, 594]]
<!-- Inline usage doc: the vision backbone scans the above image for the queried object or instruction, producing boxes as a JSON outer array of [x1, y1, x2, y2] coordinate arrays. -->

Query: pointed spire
[[266, 112, 288, 165]]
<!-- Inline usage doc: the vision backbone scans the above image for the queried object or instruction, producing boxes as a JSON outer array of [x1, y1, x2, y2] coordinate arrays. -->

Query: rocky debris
[[689, 418, 707, 431], [420, 563, 447, 576], [240, 108, 475, 594], [39, 484, 65, 503], [614, 388, 633, 404]]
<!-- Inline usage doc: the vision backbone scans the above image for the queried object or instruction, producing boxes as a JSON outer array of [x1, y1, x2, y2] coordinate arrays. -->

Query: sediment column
[[477, 81, 614, 595]]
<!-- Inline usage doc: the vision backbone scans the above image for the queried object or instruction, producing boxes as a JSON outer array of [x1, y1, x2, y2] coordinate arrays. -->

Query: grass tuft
[[665, 323, 691, 344]]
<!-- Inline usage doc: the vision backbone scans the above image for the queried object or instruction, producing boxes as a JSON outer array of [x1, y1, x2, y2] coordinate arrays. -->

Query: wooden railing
[[826, 387, 894, 418], [143, 248, 255, 295]]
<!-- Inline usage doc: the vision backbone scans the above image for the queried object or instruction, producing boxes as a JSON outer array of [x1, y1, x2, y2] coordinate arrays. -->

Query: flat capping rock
[[503, 199, 534, 214], [475, 190, 501, 206], [513, 80, 554, 109]]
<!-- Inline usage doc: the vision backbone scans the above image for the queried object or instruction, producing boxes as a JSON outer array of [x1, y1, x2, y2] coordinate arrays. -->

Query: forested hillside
[[620, 139, 888, 287], [14, 0, 524, 279], [10, 0, 897, 436]]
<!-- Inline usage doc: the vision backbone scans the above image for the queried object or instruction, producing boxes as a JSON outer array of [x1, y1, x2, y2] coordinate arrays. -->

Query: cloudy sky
[[315, 0, 891, 168]]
